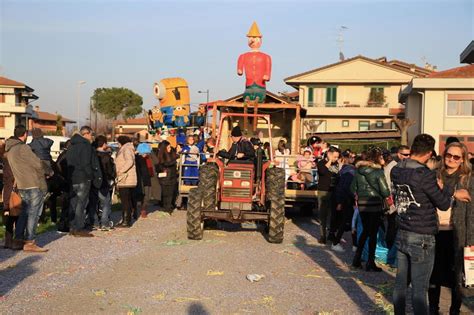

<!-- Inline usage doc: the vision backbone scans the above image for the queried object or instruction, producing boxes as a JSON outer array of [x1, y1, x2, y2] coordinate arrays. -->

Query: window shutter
[[308, 87, 314, 106]]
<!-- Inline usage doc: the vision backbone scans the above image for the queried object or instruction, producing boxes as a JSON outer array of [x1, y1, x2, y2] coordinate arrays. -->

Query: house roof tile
[[35, 111, 75, 123], [427, 64, 474, 78], [284, 55, 431, 82], [0, 76, 26, 87]]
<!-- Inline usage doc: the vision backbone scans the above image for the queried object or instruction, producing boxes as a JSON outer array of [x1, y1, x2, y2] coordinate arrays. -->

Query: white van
[[26, 135, 70, 161]]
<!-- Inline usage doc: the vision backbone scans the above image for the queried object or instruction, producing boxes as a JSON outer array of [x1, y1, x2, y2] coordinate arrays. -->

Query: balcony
[[305, 102, 391, 117]]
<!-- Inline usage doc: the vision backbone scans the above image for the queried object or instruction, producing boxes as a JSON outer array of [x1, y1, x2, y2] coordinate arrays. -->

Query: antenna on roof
[[421, 56, 437, 71], [337, 26, 348, 61]]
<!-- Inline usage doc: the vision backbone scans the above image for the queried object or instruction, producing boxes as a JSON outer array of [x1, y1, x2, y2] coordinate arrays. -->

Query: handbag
[[9, 183, 22, 217], [464, 246, 474, 287]]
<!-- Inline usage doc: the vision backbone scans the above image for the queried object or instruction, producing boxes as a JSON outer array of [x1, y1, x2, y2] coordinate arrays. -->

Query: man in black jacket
[[391, 134, 470, 315], [67, 126, 102, 237], [217, 126, 255, 161]]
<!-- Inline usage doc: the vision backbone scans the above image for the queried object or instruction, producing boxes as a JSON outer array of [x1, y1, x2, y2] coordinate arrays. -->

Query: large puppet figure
[[237, 22, 272, 103], [153, 78, 191, 128]]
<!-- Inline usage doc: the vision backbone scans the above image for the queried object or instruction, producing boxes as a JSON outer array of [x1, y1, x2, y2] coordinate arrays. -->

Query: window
[[447, 100, 474, 116], [0, 117, 4, 128], [368, 87, 385, 106], [325, 87, 337, 107], [391, 121, 397, 130], [376, 120, 384, 128], [342, 120, 349, 127], [0, 94, 5, 103], [308, 87, 314, 107], [359, 120, 370, 131]]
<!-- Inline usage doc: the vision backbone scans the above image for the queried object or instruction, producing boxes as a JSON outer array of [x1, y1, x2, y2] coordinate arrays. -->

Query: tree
[[91, 87, 143, 120], [393, 117, 415, 145], [55, 114, 63, 136]]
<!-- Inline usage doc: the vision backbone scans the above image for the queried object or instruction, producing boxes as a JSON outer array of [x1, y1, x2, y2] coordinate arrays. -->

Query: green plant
[[368, 89, 386, 106], [55, 114, 63, 135]]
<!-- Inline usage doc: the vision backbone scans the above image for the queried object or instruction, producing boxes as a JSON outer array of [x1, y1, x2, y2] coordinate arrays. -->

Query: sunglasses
[[445, 153, 462, 161], [399, 153, 410, 157]]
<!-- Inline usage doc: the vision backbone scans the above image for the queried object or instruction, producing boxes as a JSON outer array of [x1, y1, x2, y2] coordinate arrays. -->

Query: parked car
[[26, 135, 70, 161]]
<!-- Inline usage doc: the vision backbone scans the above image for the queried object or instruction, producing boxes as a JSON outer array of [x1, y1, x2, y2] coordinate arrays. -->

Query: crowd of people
[[1, 125, 219, 252], [1, 123, 473, 314], [271, 134, 473, 315]]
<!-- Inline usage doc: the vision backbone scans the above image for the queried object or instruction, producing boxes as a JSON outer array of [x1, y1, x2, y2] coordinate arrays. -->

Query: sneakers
[[140, 210, 147, 218], [352, 246, 358, 252], [331, 243, 345, 253]]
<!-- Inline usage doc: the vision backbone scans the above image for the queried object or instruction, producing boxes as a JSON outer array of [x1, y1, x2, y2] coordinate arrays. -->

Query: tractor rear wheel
[[266, 168, 286, 243], [187, 188, 204, 240], [199, 164, 219, 211]]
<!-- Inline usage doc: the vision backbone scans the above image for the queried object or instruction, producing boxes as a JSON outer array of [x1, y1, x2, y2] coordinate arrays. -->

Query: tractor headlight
[[240, 181, 250, 187], [223, 180, 233, 186]]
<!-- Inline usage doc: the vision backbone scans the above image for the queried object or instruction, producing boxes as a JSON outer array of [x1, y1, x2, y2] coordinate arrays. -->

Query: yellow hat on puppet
[[247, 22, 262, 37]]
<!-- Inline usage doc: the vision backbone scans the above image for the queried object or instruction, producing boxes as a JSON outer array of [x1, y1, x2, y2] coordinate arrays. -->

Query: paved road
[[0, 207, 472, 314]]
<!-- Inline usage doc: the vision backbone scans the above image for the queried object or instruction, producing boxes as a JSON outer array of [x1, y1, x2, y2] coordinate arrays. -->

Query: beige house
[[0, 76, 38, 140], [400, 44, 474, 153], [284, 56, 432, 140]]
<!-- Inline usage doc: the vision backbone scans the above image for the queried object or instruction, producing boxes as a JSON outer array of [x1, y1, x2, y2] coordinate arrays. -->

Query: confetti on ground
[[37, 291, 51, 299], [174, 296, 210, 303], [152, 291, 166, 301], [155, 212, 171, 218], [244, 295, 275, 311], [210, 231, 226, 237], [124, 305, 142, 315], [207, 270, 224, 276], [93, 289, 107, 297], [163, 240, 189, 246], [276, 249, 299, 257]]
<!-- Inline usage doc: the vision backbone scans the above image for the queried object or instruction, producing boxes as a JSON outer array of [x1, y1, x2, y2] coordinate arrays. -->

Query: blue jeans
[[98, 189, 112, 227], [69, 182, 91, 231], [15, 188, 45, 241], [393, 229, 435, 315]]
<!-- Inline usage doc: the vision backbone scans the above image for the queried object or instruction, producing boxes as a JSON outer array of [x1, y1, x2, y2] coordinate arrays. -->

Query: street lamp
[[76, 80, 86, 130], [198, 89, 210, 126], [198, 89, 210, 105]]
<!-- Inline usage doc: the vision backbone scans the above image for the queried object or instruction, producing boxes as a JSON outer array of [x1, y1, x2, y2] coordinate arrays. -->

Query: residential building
[[400, 41, 474, 153], [284, 56, 432, 141], [0, 76, 38, 140], [31, 106, 75, 136], [113, 117, 150, 140]]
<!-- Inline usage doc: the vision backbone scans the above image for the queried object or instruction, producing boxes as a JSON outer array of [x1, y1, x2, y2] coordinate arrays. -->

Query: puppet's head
[[247, 22, 262, 51]]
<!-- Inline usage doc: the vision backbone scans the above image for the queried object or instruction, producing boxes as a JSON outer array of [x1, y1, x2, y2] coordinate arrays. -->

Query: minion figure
[[195, 104, 207, 127], [153, 78, 191, 128], [173, 105, 190, 128], [148, 105, 164, 130]]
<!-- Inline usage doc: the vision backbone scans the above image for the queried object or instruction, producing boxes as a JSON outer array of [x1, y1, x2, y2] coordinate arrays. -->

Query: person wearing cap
[[237, 22, 272, 103], [307, 135, 323, 158], [218, 126, 255, 161], [133, 142, 154, 219]]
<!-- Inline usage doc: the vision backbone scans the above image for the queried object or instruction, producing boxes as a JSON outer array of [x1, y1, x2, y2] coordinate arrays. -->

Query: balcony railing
[[307, 102, 388, 108]]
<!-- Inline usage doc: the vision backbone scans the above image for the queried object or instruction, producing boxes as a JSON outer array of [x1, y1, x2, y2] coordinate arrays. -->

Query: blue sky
[[1, 0, 472, 124]]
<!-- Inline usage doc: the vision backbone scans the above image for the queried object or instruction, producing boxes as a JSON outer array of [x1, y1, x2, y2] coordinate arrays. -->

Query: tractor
[[186, 113, 286, 243]]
